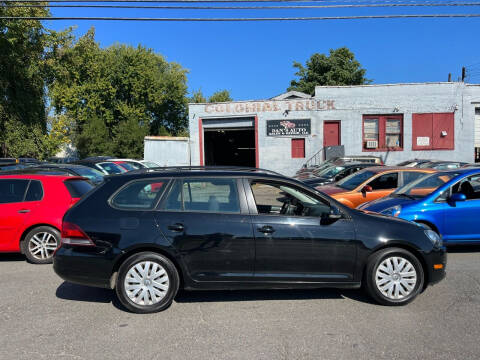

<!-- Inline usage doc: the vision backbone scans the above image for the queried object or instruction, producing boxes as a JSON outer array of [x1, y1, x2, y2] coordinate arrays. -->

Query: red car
[[0, 175, 93, 264]]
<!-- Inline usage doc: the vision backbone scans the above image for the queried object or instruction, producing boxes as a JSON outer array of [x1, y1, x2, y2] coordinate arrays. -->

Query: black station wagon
[[53, 167, 446, 313]]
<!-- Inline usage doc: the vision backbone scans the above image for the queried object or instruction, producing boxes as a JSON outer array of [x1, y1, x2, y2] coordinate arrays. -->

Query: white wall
[[144, 137, 190, 167]]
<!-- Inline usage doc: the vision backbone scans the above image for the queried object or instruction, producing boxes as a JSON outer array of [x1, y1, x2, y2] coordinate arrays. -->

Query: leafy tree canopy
[[0, 5, 51, 157], [190, 89, 232, 103], [49, 27, 189, 158], [288, 47, 371, 95], [208, 90, 232, 103]]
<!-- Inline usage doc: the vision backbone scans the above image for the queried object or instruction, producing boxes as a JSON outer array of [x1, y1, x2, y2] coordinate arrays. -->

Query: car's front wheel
[[22, 226, 60, 264], [116, 252, 180, 313], [365, 248, 424, 306]]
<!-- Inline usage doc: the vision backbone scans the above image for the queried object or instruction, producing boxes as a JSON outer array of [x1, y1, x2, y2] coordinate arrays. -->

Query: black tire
[[115, 252, 180, 314], [21, 226, 60, 264], [364, 247, 424, 306]]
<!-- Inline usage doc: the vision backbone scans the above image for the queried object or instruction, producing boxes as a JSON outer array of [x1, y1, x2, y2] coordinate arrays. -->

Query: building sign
[[266, 119, 311, 136], [416, 137, 430, 146], [204, 99, 335, 114]]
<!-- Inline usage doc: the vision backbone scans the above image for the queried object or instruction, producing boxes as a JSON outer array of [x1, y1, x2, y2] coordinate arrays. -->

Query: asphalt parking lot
[[1, 248, 479, 360]]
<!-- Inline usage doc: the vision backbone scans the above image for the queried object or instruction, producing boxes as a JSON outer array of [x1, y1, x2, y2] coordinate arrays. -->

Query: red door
[[323, 121, 341, 147]]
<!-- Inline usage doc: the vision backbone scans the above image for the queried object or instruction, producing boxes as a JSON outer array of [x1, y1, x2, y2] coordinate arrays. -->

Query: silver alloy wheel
[[375, 256, 417, 300], [28, 232, 58, 260], [124, 261, 170, 306]]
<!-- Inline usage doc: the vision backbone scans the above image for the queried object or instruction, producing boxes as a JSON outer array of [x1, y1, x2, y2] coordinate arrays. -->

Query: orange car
[[316, 167, 435, 208]]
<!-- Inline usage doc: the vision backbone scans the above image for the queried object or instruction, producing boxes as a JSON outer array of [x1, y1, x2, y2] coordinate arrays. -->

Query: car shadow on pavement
[[56, 281, 126, 310], [0, 253, 26, 262], [55, 282, 376, 312], [174, 288, 376, 305]]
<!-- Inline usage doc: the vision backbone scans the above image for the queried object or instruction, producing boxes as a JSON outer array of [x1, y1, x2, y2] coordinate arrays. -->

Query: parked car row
[[0, 157, 161, 265], [0, 155, 476, 313]]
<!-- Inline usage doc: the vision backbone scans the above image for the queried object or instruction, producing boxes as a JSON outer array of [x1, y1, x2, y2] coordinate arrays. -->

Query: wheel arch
[[362, 243, 429, 288], [19, 223, 61, 253], [110, 246, 185, 290]]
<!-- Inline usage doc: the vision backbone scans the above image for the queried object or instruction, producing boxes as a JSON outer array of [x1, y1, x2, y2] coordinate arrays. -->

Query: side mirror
[[321, 207, 342, 224], [334, 174, 342, 182], [361, 185, 373, 197], [449, 192, 466, 203]]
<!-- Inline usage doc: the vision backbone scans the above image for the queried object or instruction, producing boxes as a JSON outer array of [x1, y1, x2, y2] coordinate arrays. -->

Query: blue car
[[358, 168, 480, 244]]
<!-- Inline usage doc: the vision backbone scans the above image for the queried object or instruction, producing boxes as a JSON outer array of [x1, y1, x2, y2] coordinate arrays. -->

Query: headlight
[[380, 205, 401, 217], [424, 229, 443, 247]]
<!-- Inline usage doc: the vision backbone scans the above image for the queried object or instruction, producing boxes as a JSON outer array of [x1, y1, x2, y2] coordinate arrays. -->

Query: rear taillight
[[61, 221, 95, 246]]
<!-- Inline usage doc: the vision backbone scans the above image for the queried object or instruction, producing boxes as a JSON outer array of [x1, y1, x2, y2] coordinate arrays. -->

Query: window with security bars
[[363, 115, 403, 151]]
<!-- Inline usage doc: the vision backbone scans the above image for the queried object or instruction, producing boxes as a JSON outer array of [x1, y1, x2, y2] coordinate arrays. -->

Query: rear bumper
[[423, 246, 447, 285], [53, 246, 115, 289]]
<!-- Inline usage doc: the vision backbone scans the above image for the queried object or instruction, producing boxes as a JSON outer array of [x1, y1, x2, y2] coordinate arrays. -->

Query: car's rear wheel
[[22, 226, 60, 264], [364, 247, 424, 306], [116, 252, 180, 313]]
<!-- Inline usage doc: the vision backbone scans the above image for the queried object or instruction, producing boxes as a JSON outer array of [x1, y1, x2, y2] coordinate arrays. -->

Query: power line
[[5, 0, 475, 3], [3, 13, 480, 20], [5, 2, 480, 9]]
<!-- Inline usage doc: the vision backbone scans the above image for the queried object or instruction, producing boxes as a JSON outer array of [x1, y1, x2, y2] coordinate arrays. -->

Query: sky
[[44, 2, 480, 101]]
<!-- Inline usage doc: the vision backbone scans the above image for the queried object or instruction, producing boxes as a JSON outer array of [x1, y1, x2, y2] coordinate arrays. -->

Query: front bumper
[[423, 246, 447, 285]]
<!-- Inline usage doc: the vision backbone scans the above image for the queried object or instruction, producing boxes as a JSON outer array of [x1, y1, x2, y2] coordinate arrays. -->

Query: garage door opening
[[204, 128, 256, 167]]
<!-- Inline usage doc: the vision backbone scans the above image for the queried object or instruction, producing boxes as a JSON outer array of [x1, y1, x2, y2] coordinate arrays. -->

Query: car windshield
[[417, 162, 434, 168], [74, 167, 104, 183], [142, 161, 161, 168], [117, 162, 137, 171], [97, 162, 126, 174], [393, 172, 460, 198], [336, 170, 376, 191], [124, 161, 145, 169], [314, 166, 345, 178]]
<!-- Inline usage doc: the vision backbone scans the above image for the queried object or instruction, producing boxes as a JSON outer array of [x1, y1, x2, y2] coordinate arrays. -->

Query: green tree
[[0, 4, 50, 157], [288, 47, 371, 95], [49, 27, 189, 158], [208, 90, 232, 103], [190, 89, 207, 103]]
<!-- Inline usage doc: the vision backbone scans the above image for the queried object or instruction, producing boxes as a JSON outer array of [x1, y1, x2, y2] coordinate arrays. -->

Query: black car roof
[[109, 166, 287, 181]]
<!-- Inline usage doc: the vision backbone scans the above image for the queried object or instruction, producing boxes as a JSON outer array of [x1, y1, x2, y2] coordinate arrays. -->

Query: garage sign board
[[266, 119, 311, 136]]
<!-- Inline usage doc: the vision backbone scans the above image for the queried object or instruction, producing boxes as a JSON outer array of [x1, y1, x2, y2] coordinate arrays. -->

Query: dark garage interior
[[204, 128, 256, 167]]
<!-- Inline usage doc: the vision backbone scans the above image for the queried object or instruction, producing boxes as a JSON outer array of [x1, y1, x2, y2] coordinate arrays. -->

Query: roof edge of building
[[144, 136, 189, 141], [315, 81, 468, 90]]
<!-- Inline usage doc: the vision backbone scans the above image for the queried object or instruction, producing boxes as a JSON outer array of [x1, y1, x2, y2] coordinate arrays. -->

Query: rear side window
[[64, 180, 94, 198], [25, 180, 44, 201], [163, 178, 240, 213], [368, 173, 398, 190], [111, 180, 166, 209], [0, 179, 29, 203]]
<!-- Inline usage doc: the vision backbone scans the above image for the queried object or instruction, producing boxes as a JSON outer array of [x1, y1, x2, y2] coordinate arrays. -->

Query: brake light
[[61, 221, 95, 246]]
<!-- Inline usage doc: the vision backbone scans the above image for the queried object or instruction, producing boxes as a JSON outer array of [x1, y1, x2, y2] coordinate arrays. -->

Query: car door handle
[[18, 209, 30, 213], [258, 225, 275, 234], [168, 223, 184, 232]]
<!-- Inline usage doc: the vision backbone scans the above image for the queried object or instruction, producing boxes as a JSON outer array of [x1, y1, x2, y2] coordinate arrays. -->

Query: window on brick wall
[[412, 113, 454, 150], [363, 115, 403, 151], [291, 138, 305, 158]]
